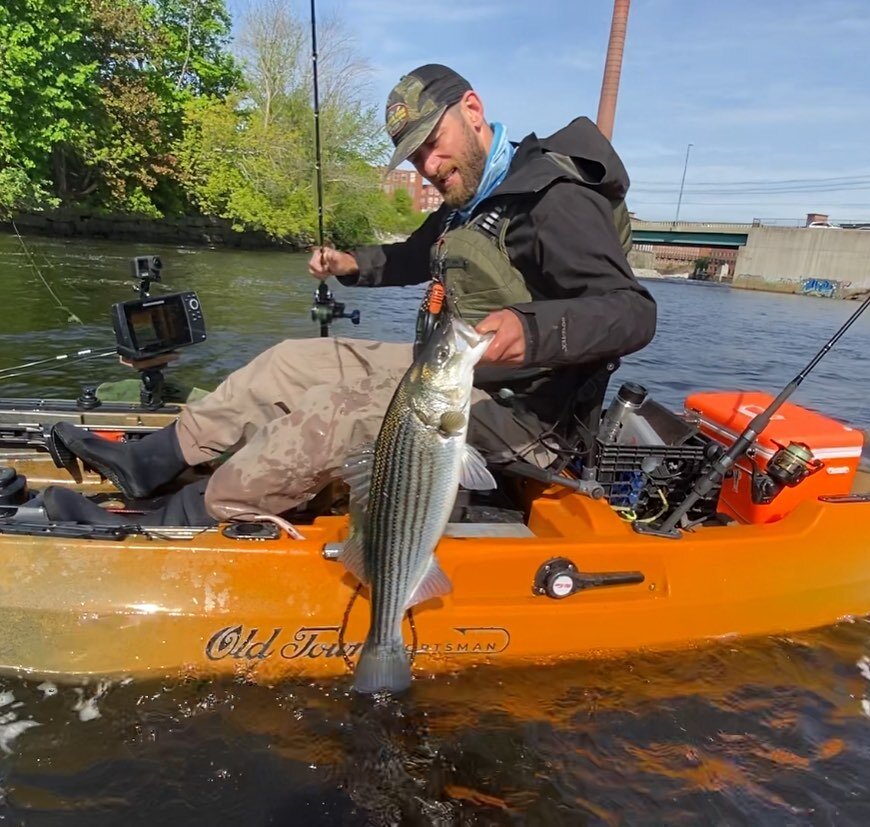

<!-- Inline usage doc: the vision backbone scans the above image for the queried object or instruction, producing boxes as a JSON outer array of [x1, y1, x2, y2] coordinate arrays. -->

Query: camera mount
[[131, 255, 163, 298]]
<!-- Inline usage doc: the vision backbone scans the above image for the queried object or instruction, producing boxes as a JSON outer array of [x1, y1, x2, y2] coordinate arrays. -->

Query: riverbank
[[1, 211, 293, 250]]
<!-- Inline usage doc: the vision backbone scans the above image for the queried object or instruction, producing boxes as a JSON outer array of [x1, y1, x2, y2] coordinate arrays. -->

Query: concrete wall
[[734, 226, 870, 299]]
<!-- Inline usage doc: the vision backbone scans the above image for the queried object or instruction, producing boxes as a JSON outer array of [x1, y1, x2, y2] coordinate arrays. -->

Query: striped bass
[[340, 314, 496, 693]]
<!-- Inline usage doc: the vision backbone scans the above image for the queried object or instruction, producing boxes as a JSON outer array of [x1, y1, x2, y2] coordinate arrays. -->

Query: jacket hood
[[489, 116, 630, 202]]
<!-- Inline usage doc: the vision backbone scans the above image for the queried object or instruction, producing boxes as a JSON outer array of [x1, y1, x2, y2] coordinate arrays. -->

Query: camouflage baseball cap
[[385, 64, 472, 171]]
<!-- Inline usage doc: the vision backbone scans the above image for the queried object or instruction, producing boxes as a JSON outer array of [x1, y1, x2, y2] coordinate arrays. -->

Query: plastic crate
[[595, 437, 715, 514]]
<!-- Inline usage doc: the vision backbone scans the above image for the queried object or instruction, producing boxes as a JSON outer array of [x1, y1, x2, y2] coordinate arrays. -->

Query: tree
[[78, 0, 241, 214], [179, 0, 390, 245], [0, 0, 240, 215], [0, 0, 100, 210]]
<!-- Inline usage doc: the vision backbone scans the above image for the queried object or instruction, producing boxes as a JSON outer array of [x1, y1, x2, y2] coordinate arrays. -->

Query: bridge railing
[[631, 220, 753, 231]]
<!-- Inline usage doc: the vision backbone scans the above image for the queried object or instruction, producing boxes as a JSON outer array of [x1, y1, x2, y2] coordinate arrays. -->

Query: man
[[43, 64, 656, 527]]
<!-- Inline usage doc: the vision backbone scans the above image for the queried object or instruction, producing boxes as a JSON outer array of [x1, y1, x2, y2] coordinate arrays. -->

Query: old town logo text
[[205, 625, 511, 661]]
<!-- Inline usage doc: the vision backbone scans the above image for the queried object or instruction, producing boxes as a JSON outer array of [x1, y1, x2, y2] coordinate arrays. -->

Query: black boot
[[42, 478, 217, 528], [51, 421, 189, 499]]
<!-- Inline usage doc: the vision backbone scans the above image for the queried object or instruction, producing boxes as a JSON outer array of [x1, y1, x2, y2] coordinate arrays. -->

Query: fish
[[339, 313, 496, 694]]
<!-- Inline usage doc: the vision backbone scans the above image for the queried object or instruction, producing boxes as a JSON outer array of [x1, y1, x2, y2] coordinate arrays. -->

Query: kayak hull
[[1, 476, 868, 684]]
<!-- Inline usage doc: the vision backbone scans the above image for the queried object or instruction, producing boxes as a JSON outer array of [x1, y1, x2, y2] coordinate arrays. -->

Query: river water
[[0, 233, 869, 825]]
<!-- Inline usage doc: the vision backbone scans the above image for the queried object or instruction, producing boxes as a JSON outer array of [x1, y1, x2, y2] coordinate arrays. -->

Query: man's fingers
[[307, 247, 334, 276], [481, 330, 509, 362]]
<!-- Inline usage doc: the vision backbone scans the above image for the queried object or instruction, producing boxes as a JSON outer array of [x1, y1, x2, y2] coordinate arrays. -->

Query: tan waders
[[174, 337, 554, 521]]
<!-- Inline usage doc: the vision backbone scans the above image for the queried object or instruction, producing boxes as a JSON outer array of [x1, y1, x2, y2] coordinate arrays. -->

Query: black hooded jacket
[[347, 116, 657, 426]]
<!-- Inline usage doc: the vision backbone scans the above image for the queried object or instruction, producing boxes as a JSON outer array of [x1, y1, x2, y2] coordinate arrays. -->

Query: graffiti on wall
[[800, 278, 851, 298]]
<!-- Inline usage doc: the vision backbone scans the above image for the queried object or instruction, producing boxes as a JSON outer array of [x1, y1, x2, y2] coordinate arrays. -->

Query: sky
[[227, 0, 870, 224]]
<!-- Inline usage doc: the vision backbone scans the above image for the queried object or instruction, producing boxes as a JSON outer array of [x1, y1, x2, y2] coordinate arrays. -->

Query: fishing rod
[[0, 347, 117, 383], [308, 0, 359, 337], [637, 292, 870, 539]]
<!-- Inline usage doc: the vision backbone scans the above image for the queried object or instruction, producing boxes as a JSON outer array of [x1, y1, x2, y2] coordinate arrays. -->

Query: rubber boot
[[51, 421, 189, 499], [41, 478, 217, 528]]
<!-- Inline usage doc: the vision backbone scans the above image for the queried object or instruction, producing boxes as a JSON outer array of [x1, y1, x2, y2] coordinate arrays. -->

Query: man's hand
[[475, 309, 526, 365], [308, 247, 360, 279]]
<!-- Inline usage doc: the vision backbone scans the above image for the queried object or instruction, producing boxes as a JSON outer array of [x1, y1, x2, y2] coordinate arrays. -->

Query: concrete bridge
[[630, 218, 870, 299], [631, 219, 750, 248]]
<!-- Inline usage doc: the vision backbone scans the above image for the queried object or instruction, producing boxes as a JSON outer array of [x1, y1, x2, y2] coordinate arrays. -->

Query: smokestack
[[596, 0, 631, 141]]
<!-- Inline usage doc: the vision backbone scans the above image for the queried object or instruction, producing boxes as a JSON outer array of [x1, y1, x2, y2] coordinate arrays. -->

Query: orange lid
[[685, 391, 864, 455]]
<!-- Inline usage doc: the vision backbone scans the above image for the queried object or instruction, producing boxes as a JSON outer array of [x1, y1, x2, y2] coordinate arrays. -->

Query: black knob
[[77, 385, 101, 410]]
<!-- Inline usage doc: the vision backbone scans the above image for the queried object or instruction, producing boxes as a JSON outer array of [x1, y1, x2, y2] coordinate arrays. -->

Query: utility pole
[[674, 142, 693, 224], [596, 0, 631, 141]]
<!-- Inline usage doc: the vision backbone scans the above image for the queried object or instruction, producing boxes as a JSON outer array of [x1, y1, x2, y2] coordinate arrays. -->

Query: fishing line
[[11, 220, 83, 324], [336, 587, 420, 674], [407, 609, 418, 667], [338, 583, 363, 674]]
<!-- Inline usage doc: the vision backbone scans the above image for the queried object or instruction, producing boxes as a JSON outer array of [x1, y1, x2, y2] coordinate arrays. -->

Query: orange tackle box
[[685, 391, 864, 524]]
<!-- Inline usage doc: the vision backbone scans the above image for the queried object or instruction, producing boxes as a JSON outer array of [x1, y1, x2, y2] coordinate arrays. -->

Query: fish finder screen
[[127, 299, 192, 352]]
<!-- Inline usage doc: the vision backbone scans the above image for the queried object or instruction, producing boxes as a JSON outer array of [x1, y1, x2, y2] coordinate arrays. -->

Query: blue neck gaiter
[[453, 122, 514, 225]]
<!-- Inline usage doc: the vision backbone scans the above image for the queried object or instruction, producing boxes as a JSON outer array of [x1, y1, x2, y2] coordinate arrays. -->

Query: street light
[[674, 142, 693, 224]]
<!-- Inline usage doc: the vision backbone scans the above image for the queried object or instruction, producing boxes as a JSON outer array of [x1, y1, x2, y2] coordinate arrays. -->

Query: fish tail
[[353, 640, 412, 695]]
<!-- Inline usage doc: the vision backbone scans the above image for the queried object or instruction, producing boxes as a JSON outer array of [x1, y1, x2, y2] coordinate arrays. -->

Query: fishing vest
[[427, 154, 633, 326], [430, 206, 530, 326]]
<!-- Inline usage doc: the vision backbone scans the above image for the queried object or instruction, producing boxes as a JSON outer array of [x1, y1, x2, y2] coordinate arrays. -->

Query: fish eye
[[434, 345, 450, 365]]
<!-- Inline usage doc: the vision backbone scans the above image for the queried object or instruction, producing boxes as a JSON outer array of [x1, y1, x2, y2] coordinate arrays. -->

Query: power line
[[632, 183, 870, 195], [630, 200, 870, 208], [633, 173, 870, 187]]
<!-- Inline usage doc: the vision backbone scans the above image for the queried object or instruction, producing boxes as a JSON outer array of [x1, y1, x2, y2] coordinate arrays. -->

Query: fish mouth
[[451, 317, 494, 356]]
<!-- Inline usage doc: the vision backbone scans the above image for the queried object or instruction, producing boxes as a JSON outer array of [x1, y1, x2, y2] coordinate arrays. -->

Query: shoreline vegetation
[[0, 209, 411, 250], [0, 0, 424, 251]]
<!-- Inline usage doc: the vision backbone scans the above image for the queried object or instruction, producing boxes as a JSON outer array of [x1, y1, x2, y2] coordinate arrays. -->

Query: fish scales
[[366, 386, 460, 645], [341, 314, 495, 693]]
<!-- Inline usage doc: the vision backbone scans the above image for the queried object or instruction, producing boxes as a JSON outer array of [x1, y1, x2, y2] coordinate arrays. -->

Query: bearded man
[[44, 64, 656, 527]]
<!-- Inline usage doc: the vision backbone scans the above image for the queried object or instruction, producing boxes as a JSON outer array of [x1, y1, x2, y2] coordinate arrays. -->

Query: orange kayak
[[0, 434, 868, 685]]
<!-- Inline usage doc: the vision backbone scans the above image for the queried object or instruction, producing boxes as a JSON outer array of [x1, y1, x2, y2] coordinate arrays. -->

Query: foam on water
[[72, 679, 112, 722]]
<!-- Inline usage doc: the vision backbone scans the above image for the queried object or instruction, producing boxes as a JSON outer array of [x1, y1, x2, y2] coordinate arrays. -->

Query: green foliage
[[178, 94, 314, 240], [178, 1, 402, 247], [0, 0, 422, 246], [82, 0, 241, 214], [393, 188, 413, 215], [692, 256, 712, 279], [0, 0, 240, 215], [0, 165, 59, 218], [0, 0, 100, 181]]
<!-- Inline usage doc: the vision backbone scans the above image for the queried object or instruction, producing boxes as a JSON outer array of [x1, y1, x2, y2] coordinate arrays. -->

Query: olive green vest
[[434, 208, 531, 325], [434, 170, 633, 326]]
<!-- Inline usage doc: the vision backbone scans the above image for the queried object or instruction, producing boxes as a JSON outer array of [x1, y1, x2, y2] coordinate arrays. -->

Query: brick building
[[380, 168, 443, 213], [633, 242, 738, 279]]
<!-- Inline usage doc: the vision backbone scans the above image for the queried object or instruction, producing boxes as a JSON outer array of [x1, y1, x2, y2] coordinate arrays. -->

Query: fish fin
[[459, 444, 497, 490], [353, 641, 412, 694], [340, 443, 374, 512], [338, 521, 368, 584], [406, 556, 452, 608]]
